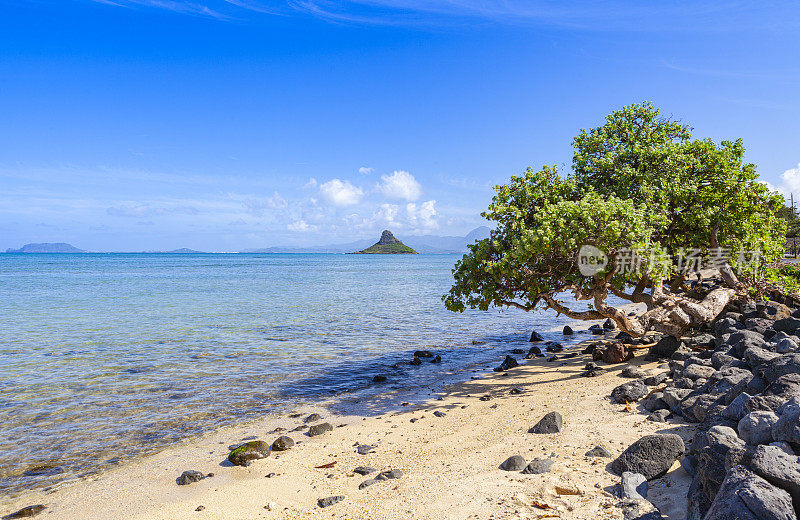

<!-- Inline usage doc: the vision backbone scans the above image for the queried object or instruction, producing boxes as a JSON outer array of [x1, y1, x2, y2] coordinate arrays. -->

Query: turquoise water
[[0, 253, 586, 498]]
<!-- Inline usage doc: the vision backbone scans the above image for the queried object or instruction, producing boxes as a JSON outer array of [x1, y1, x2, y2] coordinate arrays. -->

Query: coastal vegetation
[[444, 102, 787, 337]]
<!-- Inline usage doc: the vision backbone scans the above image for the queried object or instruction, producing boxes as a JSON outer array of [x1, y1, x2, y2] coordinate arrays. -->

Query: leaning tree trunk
[[636, 286, 737, 337], [596, 282, 737, 338]]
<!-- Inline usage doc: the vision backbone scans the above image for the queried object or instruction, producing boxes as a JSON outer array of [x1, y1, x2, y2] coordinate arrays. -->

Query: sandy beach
[[2, 319, 693, 520]]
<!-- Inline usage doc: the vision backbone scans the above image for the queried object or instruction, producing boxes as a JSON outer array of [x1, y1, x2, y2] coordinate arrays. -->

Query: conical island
[[353, 230, 418, 254]]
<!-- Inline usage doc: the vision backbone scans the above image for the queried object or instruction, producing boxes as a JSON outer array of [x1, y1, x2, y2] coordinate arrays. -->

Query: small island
[[5, 242, 85, 253], [353, 230, 418, 254]]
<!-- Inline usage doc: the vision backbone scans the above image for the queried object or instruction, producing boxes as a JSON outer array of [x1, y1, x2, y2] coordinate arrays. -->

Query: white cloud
[[267, 191, 287, 209], [375, 203, 400, 224], [377, 170, 422, 201], [358, 166, 373, 175], [764, 163, 800, 202], [319, 179, 364, 206], [304, 177, 318, 189], [106, 203, 199, 217], [780, 163, 800, 196], [406, 200, 439, 230], [287, 219, 318, 232]]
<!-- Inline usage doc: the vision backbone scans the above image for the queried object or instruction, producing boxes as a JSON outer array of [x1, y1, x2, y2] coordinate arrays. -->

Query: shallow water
[[0, 253, 592, 498]]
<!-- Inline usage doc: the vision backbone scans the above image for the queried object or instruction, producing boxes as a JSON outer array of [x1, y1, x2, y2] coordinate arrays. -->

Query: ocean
[[0, 253, 591, 499]]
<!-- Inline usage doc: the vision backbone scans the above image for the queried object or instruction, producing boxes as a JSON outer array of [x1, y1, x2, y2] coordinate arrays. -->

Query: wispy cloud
[[81, 0, 800, 31]]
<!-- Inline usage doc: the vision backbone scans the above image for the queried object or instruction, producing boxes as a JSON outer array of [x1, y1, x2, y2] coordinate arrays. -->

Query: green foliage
[[764, 263, 800, 294], [356, 242, 418, 254], [778, 204, 800, 237], [445, 102, 787, 315]]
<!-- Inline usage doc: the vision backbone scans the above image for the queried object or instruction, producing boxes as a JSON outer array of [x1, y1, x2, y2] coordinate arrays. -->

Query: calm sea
[[0, 253, 589, 499]]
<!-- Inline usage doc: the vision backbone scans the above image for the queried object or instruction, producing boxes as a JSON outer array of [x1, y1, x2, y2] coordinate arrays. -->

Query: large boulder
[[722, 392, 752, 422], [696, 427, 750, 506], [703, 466, 796, 520], [774, 318, 800, 335], [773, 397, 800, 445], [662, 388, 692, 412], [612, 380, 649, 403], [745, 346, 781, 368], [646, 336, 682, 360], [684, 364, 717, 381], [610, 434, 686, 480], [728, 330, 768, 358], [760, 354, 800, 384], [738, 411, 780, 445], [751, 444, 800, 516], [764, 373, 800, 401]]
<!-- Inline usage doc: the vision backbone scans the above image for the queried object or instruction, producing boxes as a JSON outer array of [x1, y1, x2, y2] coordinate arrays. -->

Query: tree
[[444, 102, 786, 337]]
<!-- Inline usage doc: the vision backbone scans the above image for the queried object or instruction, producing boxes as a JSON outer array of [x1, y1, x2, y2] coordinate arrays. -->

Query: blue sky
[[1, 1, 799, 251]]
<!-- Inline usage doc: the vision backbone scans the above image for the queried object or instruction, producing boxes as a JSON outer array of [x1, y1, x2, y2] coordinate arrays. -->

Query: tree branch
[[541, 294, 604, 321]]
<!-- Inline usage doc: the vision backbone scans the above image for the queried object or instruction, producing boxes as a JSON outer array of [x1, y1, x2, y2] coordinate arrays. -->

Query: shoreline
[[3, 307, 698, 520]]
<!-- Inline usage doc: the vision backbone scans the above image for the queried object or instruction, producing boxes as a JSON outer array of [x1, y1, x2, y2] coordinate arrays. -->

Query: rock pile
[[610, 297, 800, 519]]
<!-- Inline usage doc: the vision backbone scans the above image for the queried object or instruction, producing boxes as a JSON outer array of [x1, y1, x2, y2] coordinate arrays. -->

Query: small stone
[[433, 411, 446, 417], [643, 372, 669, 386], [356, 444, 375, 455], [307, 422, 333, 437], [603, 318, 616, 330], [195, 505, 205, 512], [585, 445, 612, 458], [563, 325, 574, 335], [414, 350, 434, 358], [509, 387, 523, 395], [271, 435, 295, 451], [3, 505, 46, 519], [494, 355, 519, 372], [431, 355, 442, 363], [409, 356, 422, 365], [358, 478, 379, 489], [372, 375, 387, 383], [317, 495, 344, 508], [500, 455, 527, 471], [647, 410, 670, 423], [528, 411, 563, 434], [621, 472, 648, 500], [621, 366, 650, 379], [177, 470, 206, 485], [353, 466, 376, 475], [376, 469, 403, 480], [521, 458, 554, 474], [530, 331, 544, 342], [304, 413, 322, 423], [583, 367, 605, 377]]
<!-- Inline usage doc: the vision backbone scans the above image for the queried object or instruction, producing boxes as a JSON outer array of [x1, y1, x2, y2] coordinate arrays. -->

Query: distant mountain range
[[5, 243, 86, 253], [4, 227, 491, 254], [241, 226, 491, 254]]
